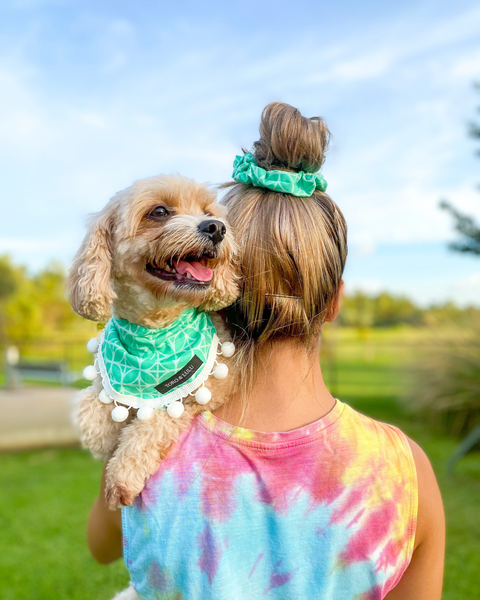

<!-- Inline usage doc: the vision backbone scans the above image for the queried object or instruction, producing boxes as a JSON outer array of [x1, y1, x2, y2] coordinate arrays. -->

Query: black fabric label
[[155, 354, 204, 395]]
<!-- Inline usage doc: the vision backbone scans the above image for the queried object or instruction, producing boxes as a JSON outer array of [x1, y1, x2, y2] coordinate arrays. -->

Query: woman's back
[[122, 400, 417, 599], [87, 103, 443, 600]]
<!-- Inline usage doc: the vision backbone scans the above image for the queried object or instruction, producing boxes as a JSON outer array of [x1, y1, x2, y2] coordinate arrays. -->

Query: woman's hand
[[87, 462, 123, 564]]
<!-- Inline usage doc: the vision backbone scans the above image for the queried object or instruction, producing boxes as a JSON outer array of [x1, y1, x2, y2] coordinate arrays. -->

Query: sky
[[1, 0, 479, 306]]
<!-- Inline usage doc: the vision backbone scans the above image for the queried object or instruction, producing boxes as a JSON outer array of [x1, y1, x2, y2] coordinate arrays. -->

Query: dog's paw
[[105, 482, 138, 509]]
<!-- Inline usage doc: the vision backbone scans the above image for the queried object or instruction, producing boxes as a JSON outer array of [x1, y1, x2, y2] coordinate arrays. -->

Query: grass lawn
[[0, 449, 129, 599], [1, 327, 479, 599], [322, 328, 480, 600]]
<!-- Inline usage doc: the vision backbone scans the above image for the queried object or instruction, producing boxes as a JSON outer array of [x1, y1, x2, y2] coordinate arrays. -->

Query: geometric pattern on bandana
[[96, 308, 219, 409], [232, 152, 327, 198]]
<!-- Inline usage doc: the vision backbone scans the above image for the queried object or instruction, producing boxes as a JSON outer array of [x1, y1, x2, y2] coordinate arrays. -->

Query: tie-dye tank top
[[122, 400, 418, 599]]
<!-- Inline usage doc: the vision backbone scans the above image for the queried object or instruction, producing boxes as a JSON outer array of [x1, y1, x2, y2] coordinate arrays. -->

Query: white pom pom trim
[[83, 365, 98, 381], [221, 341, 235, 358], [195, 386, 212, 405], [213, 363, 228, 380], [99, 389, 113, 404], [111, 405, 129, 422], [86, 338, 99, 353], [137, 406, 154, 420], [167, 401, 185, 419]]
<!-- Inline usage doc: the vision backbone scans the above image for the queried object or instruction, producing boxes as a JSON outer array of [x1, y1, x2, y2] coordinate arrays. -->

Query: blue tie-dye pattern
[[122, 405, 416, 600], [125, 471, 380, 598]]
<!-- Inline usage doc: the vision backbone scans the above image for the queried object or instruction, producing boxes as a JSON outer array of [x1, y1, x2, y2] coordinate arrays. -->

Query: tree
[[0, 256, 17, 301], [440, 82, 480, 255], [0, 255, 19, 347], [0, 256, 95, 344]]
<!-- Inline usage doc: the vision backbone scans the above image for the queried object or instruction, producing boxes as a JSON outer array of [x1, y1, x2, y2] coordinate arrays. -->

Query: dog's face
[[68, 174, 238, 324]]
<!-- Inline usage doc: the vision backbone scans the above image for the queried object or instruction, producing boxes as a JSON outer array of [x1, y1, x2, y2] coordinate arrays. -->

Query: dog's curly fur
[[69, 174, 239, 508]]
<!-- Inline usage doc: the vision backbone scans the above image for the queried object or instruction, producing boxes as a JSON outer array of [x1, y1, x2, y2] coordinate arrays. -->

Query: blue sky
[[1, 0, 479, 306]]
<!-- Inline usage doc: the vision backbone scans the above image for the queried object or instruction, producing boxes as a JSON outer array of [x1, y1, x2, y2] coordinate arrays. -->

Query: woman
[[89, 103, 444, 599]]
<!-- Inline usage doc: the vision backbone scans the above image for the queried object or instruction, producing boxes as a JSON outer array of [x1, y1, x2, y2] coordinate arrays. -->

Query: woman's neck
[[213, 339, 336, 432]]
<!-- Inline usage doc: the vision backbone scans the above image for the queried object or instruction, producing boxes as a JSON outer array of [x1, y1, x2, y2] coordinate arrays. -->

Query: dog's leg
[[105, 341, 239, 508], [105, 408, 196, 508], [75, 377, 126, 460]]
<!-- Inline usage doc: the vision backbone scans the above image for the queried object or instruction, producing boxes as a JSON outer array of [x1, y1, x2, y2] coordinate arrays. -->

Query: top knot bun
[[253, 103, 331, 174]]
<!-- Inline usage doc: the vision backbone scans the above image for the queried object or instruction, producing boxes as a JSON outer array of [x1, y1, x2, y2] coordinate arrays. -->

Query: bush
[[404, 320, 480, 438]]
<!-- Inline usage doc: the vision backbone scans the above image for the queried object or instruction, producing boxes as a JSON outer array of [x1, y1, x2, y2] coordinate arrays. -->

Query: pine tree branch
[[440, 201, 480, 256]]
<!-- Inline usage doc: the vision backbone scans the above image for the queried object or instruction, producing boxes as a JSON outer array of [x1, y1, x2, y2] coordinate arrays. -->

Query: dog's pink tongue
[[175, 260, 213, 282]]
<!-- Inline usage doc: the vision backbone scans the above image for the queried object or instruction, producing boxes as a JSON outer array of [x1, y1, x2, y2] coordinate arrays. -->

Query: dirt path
[[0, 386, 80, 451]]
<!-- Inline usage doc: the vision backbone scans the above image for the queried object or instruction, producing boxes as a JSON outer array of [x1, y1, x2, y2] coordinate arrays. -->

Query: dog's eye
[[149, 206, 169, 220], [204, 211, 213, 217]]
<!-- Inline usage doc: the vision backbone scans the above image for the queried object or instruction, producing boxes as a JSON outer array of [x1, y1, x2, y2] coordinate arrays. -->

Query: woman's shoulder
[[380, 435, 445, 598], [341, 402, 443, 553], [340, 401, 416, 456], [403, 436, 444, 553], [341, 403, 431, 475]]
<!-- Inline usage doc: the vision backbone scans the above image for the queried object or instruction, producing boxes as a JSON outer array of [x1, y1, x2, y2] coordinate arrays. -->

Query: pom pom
[[221, 341, 235, 358], [86, 338, 99, 353], [213, 363, 229, 380], [83, 365, 98, 381], [137, 406, 154, 420], [99, 389, 113, 404], [167, 401, 185, 419], [195, 387, 212, 405], [111, 405, 129, 422]]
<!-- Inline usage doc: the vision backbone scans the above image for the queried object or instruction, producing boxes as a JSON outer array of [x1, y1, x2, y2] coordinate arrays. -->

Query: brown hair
[[222, 103, 347, 380]]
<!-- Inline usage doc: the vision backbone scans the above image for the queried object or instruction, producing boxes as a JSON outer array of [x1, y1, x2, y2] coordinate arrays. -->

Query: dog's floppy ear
[[68, 203, 117, 322]]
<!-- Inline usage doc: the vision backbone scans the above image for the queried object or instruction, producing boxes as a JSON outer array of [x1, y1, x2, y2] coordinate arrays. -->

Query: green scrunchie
[[232, 152, 327, 197]]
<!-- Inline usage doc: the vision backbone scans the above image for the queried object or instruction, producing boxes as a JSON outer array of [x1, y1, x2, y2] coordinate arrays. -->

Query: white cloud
[[340, 184, 480, 247], [0, 0, 479, 307], [456, 272, 480, 291], [350, 237, 377, 258], [0, 233, 78, 272]]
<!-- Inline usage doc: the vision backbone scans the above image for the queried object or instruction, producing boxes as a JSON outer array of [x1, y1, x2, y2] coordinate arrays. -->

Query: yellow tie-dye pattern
[[124, 400, 418, 599], [332, 406, 417, 582]]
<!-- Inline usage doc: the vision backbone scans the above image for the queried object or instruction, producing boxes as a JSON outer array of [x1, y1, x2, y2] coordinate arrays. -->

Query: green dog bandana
[[96, 308, 219, 409], [232, 152, 328, 197]]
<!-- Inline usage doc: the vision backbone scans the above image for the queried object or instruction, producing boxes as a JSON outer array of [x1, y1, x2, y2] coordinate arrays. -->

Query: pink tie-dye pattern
[[150, 412, 357, 521], [197, 523, 222, 584], [339, 501, 398, 565], [249, 552, 264, 579], [140, 423, 197, 508], [330, 483, 373, 525], [374, 519, 416, 589], [138, 401, 417, 596], [356, 571, 400, 600], [347, 508, 365, 529]]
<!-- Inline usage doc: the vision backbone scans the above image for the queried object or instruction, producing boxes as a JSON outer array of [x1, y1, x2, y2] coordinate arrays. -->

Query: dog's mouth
[[146, 252, 217, 287]]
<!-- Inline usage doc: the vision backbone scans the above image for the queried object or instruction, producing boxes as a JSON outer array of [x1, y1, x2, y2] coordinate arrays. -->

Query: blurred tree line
[[339, 291, 479, 328], [0, 255, 93, 343], [1, 253, 478, 345]]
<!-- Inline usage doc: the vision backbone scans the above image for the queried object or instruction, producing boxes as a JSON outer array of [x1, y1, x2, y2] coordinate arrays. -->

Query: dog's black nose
[[198, 219, 226, 245]]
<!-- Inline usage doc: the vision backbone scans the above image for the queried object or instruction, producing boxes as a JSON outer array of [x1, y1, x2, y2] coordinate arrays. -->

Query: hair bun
[[253, 103, 330, 174]]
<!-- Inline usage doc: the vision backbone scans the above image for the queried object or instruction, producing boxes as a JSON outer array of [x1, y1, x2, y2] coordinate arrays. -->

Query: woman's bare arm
[[385, 438, 445, 600], [87, 462, 123, 564]]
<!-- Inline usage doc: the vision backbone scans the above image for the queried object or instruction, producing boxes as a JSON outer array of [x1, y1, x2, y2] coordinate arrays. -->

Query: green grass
[[0, 449, 129, 599], [1, 327, 479, 599], [322, 342, 480, 600]]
